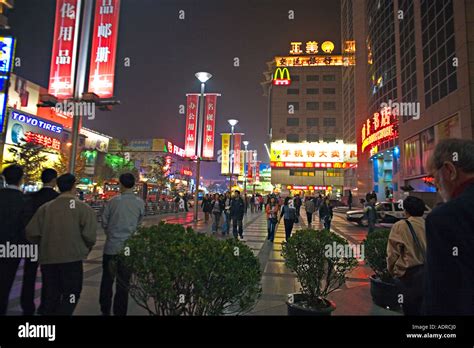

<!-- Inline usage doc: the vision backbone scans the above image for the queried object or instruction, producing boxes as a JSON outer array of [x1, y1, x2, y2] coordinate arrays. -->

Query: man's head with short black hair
[[119, 173, 135, 189], [57, 173, 76, 193], [234, 190, 240, 196], [2, 165, 23, 186], [41, 168, 58, 185], [403, 196, 425, 217]]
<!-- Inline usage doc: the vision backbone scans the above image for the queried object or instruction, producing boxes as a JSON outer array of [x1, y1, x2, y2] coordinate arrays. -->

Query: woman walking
[[265, 197, 279, 242], [278, 197, 297, 241], [211, 193, 223, 234], [319, 197, 333, 230]]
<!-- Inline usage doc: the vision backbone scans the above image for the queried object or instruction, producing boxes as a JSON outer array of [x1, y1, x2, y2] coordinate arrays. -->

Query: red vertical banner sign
[[48, 0, 82, 99], [247, 159, 253, 183], [233, 133, 241, 175], [184, 94, 199, 158], [88, 0, 121, 98], [202, 94, 218, 159], [255, 161, 261, 183]]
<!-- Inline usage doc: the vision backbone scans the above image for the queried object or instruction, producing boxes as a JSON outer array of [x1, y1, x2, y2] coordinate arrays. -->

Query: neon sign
[[181, 168, 193, 176], [271, 162, 355, 169], [12, 111, 63, 134], [167, 140, 185, 158], [361, 106, 398, 152], [286, 185, 329, 191], [25, 131, 61, 151], [273, 67, 291, 86]]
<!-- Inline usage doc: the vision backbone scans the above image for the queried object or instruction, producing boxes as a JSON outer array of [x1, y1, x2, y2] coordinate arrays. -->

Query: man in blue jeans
[[230, 190, 245, 239]]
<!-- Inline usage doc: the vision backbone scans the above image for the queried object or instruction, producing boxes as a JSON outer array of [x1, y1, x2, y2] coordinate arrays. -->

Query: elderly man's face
[[428, 159, 458, 202]]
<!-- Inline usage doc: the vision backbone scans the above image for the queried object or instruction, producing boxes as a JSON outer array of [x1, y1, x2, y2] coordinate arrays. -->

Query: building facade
[[262, 41, 357, 198], [342, 0, 474, 206]]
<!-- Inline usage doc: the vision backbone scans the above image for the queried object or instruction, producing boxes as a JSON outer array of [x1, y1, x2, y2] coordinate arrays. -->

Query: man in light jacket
[[100, 173, 145, 316], [26, 174, 97, 315]]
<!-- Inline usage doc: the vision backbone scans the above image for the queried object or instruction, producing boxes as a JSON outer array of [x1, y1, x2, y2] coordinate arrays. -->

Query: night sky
[[8, 0, 340, 178]]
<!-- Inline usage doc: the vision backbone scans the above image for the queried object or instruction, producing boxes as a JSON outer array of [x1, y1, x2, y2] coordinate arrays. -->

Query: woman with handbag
[[265, 197, 279, 242], [278, 197, 297, 241], [387, 196, 427, 315]]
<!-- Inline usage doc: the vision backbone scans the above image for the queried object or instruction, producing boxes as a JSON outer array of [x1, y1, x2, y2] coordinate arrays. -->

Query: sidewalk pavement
[[6, 209, 400, 316]]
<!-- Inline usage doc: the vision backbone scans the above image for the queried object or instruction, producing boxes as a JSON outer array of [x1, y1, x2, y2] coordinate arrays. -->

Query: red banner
[[88, 0, 121, 98], [202, 94, 218, 159], [255, 161, 260, 183], [233, 133, 241, 175], [184, 94, 199, 158], [247, 160, 253, 182], [48, 0, 82, 99]]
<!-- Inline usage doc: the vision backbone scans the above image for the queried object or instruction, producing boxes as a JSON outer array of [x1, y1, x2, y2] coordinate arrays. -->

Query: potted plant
[[118, 221, 262, 315], [363, 228, 401, 310], [281, 228, 358, 316]]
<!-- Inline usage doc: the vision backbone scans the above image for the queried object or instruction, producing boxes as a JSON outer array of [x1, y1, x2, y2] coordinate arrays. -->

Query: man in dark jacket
[[423, 139, 474, 315], [22, 169, 59, 315], [318, 197, 333, 230], [230, 190, 245, 239], [0, 165, 27, 315]]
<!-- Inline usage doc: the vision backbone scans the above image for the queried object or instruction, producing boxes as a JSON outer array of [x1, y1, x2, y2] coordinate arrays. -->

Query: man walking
[[230, 190, 245, 239], [365, 196, 378, 235], [26, 174, 97, 315], [318, 197, 333, 230], [294, 194, 302, 217], [423, 139, 474, 315], [304, 196, 315, 228], [100, 173, 144, 316], [0, 165, 27, 315], [21, 168, 59, 315]]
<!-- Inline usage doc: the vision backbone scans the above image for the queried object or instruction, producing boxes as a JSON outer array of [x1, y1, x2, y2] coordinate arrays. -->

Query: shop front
[[360, 106, 400, 202], [270, 141, 357, 198]]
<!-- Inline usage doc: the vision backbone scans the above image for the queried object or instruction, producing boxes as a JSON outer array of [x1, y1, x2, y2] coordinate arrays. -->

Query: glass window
[[323, 118, 336, 127], [306, 134, 319, 142], [286, 118, 299, 127], [322, 74, 336, 81], [292, 75, 300, 81], [287, 102, 299, 111], [307, 75, 319, 81], [306, 118, 319, 127], [323, 101, 336, 110], [323, 88, 336, 94], [306, 88, 319, 94], [286, 134, 299, 142], [306, 102, 319, 110], [287, 88, 299, 95]]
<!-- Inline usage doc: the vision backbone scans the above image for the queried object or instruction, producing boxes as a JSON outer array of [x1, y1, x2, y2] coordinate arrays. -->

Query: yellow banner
[[240, 151, 245, 176], [221, 134, 230, 175]]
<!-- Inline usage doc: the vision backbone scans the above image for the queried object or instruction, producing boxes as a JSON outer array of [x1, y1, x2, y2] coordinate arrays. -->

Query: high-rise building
[[262, 41, 357, 198], [342, 0, 474, 206]]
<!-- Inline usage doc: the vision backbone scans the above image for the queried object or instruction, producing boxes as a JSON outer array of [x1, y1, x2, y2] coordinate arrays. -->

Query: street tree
[[6, 141, 48, 183]]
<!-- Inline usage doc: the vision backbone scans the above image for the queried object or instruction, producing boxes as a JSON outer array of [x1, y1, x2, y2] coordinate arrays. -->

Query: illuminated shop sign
[[271, 161, 356, 169], [361, 106, 398, 152], [0, 36, 16, 132], [286, 185, 329, 191], [11, 111, 63, 134], [181, 168, 193, 176], [166, 140, 185, 158], [271, 141, 357, 164], [273, 68, 291, 86], [25, 131, 61, 151]]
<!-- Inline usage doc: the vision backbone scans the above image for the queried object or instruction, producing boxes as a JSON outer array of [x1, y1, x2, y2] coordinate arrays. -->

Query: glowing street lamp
[[227, 118, 239, 191]]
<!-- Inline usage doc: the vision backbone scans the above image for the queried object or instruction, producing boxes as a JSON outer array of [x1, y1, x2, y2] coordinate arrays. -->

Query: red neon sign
[[361, 107, 399, 152], [25, 131, 61, 151], [48, 0, 81, 99], [181, 168, 193, 176], [88, 0, 121, 98], [270, 161, 348, 169], [202, 94, 218, 159]]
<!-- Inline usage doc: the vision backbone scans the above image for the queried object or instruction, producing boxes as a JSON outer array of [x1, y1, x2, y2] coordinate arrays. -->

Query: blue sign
[[11, 110, 63, 134], [0, 36, 15, 133]]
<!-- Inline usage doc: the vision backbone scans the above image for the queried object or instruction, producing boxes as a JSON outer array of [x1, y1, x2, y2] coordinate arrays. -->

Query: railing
[[88, 200, 189, 220]]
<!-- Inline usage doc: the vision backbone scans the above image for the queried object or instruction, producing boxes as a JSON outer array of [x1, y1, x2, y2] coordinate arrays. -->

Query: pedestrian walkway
[[5, 209, 399, 316]]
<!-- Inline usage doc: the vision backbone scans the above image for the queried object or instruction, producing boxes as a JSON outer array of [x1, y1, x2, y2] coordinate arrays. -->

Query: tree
[[145, 155, 177, 195], [6, 141, 48, 183], [53, 149, 86, 178]]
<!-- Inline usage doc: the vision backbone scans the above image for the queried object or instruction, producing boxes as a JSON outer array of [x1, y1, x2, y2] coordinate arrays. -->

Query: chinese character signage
[[221, 133, 230, 175], [0, 36, 15, 133], [361, 106, 399, 152], [240, 151, 245, 176], [255, 161, 260, 183], [233, 133, 242, 175], [202, 94, 218, 159], [25, 131, 61, 151], [88, 0, 121, 98], [270, 141, 357, 163], [184, 94, 199, 158], [48, 0, 81, 99]]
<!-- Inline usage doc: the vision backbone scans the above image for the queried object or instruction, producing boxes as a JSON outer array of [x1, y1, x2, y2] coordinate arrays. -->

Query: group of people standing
[[200, 190, 246, 239], [0, 165, 145, 316]]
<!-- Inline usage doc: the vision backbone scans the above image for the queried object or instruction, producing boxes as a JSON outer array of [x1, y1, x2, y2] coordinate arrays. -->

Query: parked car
[[346, 201, 431, 226]]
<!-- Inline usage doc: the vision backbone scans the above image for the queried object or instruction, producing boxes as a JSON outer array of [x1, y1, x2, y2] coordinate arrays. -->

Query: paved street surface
[[6, 209, 399, 316]]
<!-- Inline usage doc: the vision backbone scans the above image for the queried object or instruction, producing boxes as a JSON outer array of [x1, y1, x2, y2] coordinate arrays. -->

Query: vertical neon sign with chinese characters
[[88, 0, 121, 98], [202, 94, 218, 159], [0, 36, 15, 133], [184, 94, 199, 158], [48, 0, 81, 99]]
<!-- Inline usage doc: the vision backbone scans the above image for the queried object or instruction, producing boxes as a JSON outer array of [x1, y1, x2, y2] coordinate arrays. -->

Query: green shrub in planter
[[281, 228, 358, 310], [119, 222, 262, 315], [363, 228, 392, 282]]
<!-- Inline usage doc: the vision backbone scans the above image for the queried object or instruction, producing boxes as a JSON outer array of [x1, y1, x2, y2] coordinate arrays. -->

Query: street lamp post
[[193, 72, 212, 222], [243, 140, 249, 197], [227, 119, 238, 192]]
